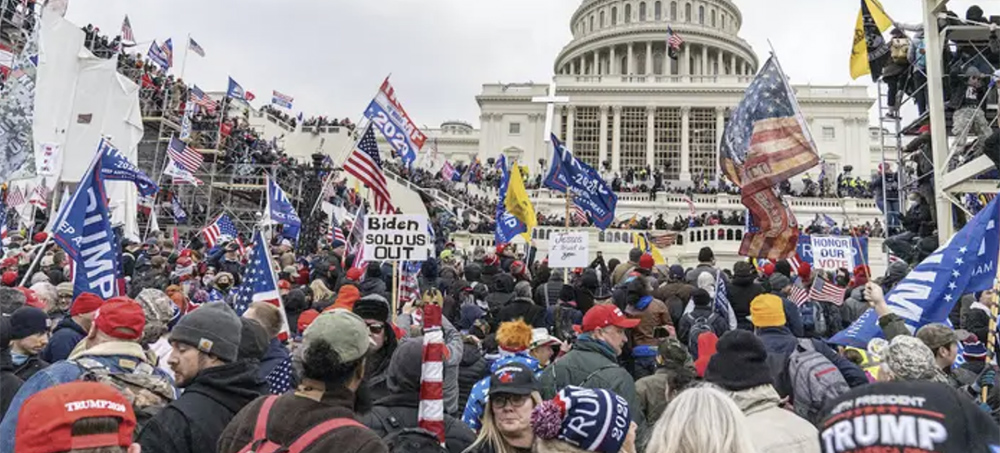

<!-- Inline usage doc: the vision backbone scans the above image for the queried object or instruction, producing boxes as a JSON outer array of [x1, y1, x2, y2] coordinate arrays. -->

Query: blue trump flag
[[51, 141, 120, 299], [227, 77, 246, 101], [364, 99, 418, 167], [495, 155, 527, 244], [544, 134, 618, 230], [98, 140, 159, 197], [267, 175, 301, 240], [830, 196, 1000, 348]]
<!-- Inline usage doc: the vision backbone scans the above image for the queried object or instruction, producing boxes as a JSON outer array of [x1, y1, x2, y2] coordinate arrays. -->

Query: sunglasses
[[492, 394, 530, 409], [368, 323, 385, 334]]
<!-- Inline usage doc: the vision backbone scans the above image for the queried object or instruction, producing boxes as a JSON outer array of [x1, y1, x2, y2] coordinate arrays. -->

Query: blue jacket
[[41, 317, 87, 363], [260, 338, 297, 394], [461, 352, 540, 432], [0, 342, 176, 453], [756, 327, 868, 397], [780, 296, 805, 338]]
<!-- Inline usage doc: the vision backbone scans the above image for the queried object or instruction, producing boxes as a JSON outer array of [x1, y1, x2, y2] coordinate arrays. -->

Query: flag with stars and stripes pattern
[[232, 229, 291, 340]]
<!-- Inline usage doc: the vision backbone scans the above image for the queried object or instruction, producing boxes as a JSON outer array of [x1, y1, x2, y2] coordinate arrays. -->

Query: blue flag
[[231, 230, 282, 320], [544, 134, 618, 230], [830, 196, 1000, 348], [51, 141, 120, 299], [227, 77, 246, 101], [495, 155, 527, 245], [147, 40, 170, 70], [363, 99, 418, 167], [267, 175, 301, 240], [98, 139, 159, 197], [171, 194, 187, 224]]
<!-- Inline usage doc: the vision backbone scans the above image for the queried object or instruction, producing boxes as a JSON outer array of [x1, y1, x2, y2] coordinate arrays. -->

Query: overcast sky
[[65, 0, 981, 130]]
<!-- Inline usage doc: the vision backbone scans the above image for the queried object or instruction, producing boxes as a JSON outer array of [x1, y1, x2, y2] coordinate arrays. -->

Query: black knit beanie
[[704, 330, 774, 391]]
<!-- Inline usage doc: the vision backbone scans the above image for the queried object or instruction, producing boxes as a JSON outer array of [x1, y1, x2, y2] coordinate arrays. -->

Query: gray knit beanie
[[169, 302, 242, 362]]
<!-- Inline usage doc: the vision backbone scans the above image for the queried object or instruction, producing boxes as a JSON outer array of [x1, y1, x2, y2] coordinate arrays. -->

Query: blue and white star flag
[[232, 229, 291, 339], [830, 196, 1000, 348]]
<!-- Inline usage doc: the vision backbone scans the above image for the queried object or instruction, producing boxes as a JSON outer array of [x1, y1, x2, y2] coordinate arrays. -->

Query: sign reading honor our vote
[[364, 215, 430, 261], [809, 236, 855, 271], [548, 232, 590, 269]]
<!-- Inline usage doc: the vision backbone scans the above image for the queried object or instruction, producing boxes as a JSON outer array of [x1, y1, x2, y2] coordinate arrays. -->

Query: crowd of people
[[1, 223, 999, 453]]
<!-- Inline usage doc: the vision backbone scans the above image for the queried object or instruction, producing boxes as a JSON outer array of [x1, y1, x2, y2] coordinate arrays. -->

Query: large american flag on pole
[[168, 136, 204, 173], [348, 205, 367, 270], [232, 229, 291, 340], [202, 213, 241, 250], [188, 85, 216, 114], [344, 125, 394, 214], [5, 185, 25, 208], [120, 15, 135, 44]]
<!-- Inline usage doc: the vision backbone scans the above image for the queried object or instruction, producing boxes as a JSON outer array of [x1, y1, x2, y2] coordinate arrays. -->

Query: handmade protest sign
[[548, 231, 589, 268], [364, 215, 429, 261]]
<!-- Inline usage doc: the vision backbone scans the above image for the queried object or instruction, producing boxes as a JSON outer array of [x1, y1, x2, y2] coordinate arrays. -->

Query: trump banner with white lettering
[[52, 141, 120, 299], [364, 78, 426, 167], [266, 175, 301, 240], [830, 196, 1000, 348], [544, 135, 618, 230]]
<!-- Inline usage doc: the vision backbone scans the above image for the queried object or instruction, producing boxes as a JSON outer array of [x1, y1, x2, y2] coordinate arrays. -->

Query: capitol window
[[590, 15, 595, 31], [670, 1, 677, 20], [685, 3, 691, 22], [625, 4, 632, 23], [509, 122, 521, 135], [655, 1, 662, 20], [822, 126, 836, 140], [711, 9, 716, 27], [600, 10, 605, 27], [612, 6, 618, 25], [698, 5, 705, 24], [639, 2, 646, 21]]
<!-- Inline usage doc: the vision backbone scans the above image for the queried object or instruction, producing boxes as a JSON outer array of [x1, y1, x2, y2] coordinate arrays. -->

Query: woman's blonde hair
[[310, 279, 335, 302], [646, 385, 757, 453], [463, 391, 543, 453]]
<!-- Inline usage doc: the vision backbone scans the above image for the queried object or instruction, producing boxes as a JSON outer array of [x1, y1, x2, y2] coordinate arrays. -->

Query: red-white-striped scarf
[[418, 303, 445, 444]]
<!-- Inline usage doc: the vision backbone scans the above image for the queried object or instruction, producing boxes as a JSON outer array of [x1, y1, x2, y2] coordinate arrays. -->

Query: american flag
[[0, 195, 7, 242], [164, 158, 203, 186], [267, 357, 295, 395], [188, 85, 216, 114], [788, 253, 803, 277], [202, 214, 241, 250], [440, 161, 457, 181], [348, 205, 367, 270], [344, 125, 394, 214], [810, 278, 846, 305], [28, 184, 50, 208], [667, 26, 684, 49], [120, 15, 134, 44], [651, 231, 678, 248], [789, 284, 810, 306], [231, 229, 291, 340], [5, 185, 25, 208], [571, 203, 588, 225], [160, 38, 174, 68], [168, 136, 204, 173], [188, 37, 205, 57], [326, 211, 346, 245], [399, 261, 422, 306], [682, 194, 696, 221]]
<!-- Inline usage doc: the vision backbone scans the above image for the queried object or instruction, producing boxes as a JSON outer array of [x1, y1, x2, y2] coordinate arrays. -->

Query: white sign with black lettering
[[548, 232, 589, 268], [364, 215, 429, 262]]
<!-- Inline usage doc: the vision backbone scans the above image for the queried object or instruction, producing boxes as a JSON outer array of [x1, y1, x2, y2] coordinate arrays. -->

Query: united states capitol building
[[248, 0, 889, 271]]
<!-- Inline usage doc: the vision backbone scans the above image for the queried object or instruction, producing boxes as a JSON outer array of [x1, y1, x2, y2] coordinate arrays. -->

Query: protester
[[531, 387, 637, 453], [137, 303, 263, 453], [527, 328, 561, 368], [14, 382, 141, 453], [726, 262, 764, 331], [634, 337, 696, 423], [685, 247, 728, 285], [7, 306, 50, 381], [464, 362, 542, 453], [463, 320, 539, 432], [353, 294, 399, 401], [244, 301, 297, 394], [217, 309, 386, 453], [645, 385, 758, 453], [0, 317, 21, 422], [623, 275, 671, 379]]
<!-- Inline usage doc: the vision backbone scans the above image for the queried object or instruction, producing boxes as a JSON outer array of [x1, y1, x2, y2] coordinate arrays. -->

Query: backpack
[[798, 300, 826, 337], [683, 312, 719, 359], [787, 339, 849, 424], [385, 428, 448, 453], [890, 37, 909, 64], [236, 395, 366, 453], [75, 357, 175, 435], [553, 304, 578, 343]]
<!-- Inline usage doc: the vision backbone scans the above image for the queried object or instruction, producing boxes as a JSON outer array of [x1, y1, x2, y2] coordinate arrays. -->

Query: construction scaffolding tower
[[913, 0, 998, 243]]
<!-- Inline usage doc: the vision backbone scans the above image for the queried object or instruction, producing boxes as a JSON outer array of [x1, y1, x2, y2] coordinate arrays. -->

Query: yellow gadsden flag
[[504, 161, 537, 241], [633, 232, 666, 266], [849, 0, 893, 81]]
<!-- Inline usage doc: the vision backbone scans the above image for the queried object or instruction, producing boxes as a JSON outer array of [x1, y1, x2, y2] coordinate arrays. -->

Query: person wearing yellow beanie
[[750, 294, 786, 328]]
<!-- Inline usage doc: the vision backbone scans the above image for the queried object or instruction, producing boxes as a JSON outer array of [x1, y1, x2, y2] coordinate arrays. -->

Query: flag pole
[[18, 235, 53, 287], [310, 117, 370, 217], [392, 261, 399, 323], [984, 246, 1000, 402], [564, 189, 571, 284], [179, 33, 191, 81]]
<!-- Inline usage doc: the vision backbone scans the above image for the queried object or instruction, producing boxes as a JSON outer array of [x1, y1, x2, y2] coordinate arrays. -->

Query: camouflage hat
[[657, 337, 694, 372], [915, 323, 958, 352], [883, 336, 946, 382]]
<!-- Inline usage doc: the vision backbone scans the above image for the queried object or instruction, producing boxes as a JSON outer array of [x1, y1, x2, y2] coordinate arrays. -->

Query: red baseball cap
[[639, 253, 655, 270], [16, 382, 136, 453], [297, 309, 320, 334], [70, 292, 104, 316], [345, 268, 363, 281], [579, 304, 639, 333], [278, 280, 292, 290], [1, 271, 17, 286], [94, 298, 145, 340], [16, 287, 45, 309]]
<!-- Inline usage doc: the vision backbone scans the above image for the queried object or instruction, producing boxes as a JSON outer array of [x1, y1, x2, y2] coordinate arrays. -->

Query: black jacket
[[137, 361, 266, 453], [359, 277, 388, 299], [458, 345, 488, 411], [495, 297, 547, 328], [42, 317, 88, 363], [726, 274, 764, 331], [677, 306, 730, 347], [362, 393, 476, 453], [0, 349, 22, 424], [12, 355, 48, 382]]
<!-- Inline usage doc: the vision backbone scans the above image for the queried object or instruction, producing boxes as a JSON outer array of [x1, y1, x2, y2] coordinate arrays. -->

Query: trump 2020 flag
[[495, 155, 528, 245], [232, 229, 291, 339], [266, 175, 301, 240], [830, 196, 1000, 348], [98, 139, 159, 197], [52, 142, 120, 299], [544, 135, 618, 230], [171, 194, 187, 224], [227, 77, 246, 102]]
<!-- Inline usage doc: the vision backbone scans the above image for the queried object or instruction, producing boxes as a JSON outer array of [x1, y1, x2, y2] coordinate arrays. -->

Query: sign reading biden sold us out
[[364, 215, 430, 261]]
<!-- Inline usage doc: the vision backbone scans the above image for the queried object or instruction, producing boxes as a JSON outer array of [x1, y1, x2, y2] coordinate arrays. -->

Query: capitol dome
[[555, 0, 758, 78]]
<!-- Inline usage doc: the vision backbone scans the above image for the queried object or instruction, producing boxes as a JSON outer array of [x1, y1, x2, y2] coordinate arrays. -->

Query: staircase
[[383, 168, 492, 221]]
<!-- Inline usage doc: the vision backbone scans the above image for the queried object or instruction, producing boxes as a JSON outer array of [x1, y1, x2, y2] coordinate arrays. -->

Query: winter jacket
[[534, 271, 565, 308], [840, 286, 868, 328], [462, 353, 541, 432], [129, 270, 170, 298], [574, 286, 596, 315], [727, 275, 764, 330], [0, 341, 177, 453], [458, 302, 487, 332], [217, 387, 386, 453], [458, 345, 488, 412], [137, 361, 266, 453], [393, 318, 464, 415], [725, 385, 821, 453], [756, 327, 868, 397], [877, 312, 911, 342], [545, 302, 583, 342], [495, 297, 547, 328], [685, 264, 728, 286], [259, 338, 297, 394], [358, 277, 388, 299], [0, 351, 22, 425], [480, 264, 500, 290], [11, 355, 47, 382], [677, 306, 730, 347], [41, 317, 88, 363], [654, 282, 694, 327], [611, 262, 637, 286], [539, 336, 646, 433], [625, 298, 671, 348], [634, 364, 694, 424]]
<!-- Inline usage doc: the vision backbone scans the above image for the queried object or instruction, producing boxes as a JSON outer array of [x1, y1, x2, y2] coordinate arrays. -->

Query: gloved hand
[[972, 369, 996, 393]]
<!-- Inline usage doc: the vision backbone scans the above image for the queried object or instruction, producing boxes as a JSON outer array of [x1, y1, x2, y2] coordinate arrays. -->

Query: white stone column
[[610, 45, 617, 75], [593, 50, 599, 75], [744, 61, 750, 75], [646, 106, 656, 168], [627, 43, 634, 75], [492, 113, 503, 153], [663, 46, 670, 76], [715, 107, 725, 178], [683, 44, 691, 78], [599, 105, 610, 168], [572, 59, 578, 75], [612, 106, 622, 173], [680, 106, 691, 181], [480, 113, 491, 157], [566, 105, 576, 150], [701, 45, 708, 75], [645, 41, 653, 75], [716, 50, 724, 75], [730, 53, 737, 76]]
